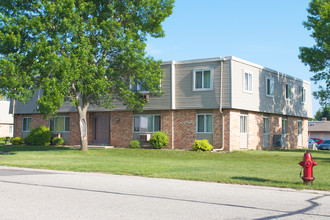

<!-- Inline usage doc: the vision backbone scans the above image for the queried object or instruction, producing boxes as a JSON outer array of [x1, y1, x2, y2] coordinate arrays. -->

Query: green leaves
[[299, 0, 329, 106], [0, 0, 174, 113]]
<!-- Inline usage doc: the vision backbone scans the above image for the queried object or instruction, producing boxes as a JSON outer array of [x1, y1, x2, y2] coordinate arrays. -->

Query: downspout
[[219, 59, 225, 151]]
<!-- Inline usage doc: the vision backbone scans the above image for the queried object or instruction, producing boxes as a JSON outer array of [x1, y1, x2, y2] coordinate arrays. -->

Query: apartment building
[[13, 56, 312, 151]]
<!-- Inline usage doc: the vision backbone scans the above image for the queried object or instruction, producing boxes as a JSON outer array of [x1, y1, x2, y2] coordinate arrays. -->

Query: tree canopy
[[0, 0, 174, 150], [313, 106, 330, 121], [299, 0, 329, 106]]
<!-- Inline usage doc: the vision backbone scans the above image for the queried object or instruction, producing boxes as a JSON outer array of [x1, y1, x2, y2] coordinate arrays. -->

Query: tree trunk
[[77, 104, 89, 151]]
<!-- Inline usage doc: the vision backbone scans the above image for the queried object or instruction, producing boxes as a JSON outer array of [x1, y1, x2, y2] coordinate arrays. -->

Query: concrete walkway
[[0, 166, 329, 220]]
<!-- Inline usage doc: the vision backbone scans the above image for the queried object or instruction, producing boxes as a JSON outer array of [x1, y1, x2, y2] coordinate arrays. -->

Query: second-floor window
[[131, 80, 148, 92], [49, 116, 70, 132], [244, 71, 253, 92], [266, 77, 274, 97], [301, 86, 306, 103], [285, 83, 292, 100], [193, 69, 213, 91], [22, 117, 31, 132]]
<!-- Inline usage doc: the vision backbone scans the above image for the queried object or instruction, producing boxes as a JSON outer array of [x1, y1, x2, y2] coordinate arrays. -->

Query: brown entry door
[[93, 113, 110, 145]]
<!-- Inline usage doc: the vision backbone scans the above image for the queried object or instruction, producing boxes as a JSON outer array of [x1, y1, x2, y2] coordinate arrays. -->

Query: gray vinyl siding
[[15, 64, 172, 113], [175, 61, 220, 109], [230, 59, 312, 118], [14, 91, 40, 114], [221, 60, 231, 108]]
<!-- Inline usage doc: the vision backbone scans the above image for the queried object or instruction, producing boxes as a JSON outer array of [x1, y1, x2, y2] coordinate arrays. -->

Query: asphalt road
[[0, 167, 329, 220]]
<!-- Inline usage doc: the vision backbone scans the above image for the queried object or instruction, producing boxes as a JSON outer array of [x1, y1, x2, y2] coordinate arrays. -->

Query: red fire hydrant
[[298, 152, 317, 185]]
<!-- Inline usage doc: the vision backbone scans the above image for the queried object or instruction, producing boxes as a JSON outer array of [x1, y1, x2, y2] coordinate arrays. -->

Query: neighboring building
[[13, 56, 312, 151], [0, 97, 14, 138], [308, 118, 330, 141]]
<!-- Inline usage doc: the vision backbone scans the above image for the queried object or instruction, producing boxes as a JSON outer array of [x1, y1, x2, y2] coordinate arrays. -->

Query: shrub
[[129, 140, 141, 148], [25, 126, 51, 146], [52, 137, 64, 146], [150, 131, 168, 149], [11, 137, 24, 145], [193, 139, 213, 151]]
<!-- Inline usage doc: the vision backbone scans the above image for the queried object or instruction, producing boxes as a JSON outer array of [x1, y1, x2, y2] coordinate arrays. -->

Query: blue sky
[[146, 0, 321, 116]]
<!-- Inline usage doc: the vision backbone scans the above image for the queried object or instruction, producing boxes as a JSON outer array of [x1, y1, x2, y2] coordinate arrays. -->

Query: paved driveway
[[0, 166, 329, 220]]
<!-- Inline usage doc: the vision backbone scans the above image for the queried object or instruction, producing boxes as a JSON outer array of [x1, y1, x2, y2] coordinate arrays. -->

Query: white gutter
[[171, 61, 176, 149]]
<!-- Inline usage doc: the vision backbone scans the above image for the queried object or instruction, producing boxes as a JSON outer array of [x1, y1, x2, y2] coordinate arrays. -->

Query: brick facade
[[14, 109, 309, 151], [110, 111, 133, 148], [161, 110, 174, 149], [69, 112, 81, 145], [173, 110, 196, 150]]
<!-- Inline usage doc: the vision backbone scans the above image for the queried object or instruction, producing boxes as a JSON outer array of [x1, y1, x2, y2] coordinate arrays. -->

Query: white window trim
[[192, 69, 214, 91], [130, 78, 162, 94], [243, 70, 253, 93], [240, 114, 248, 134], [282, 118, 287, 135], [133, 114, 161, 133], [22, 117, 31, 132], [265, 77, 274, 97], [49, 116, 70, 132], [285, 83, 292, 101], [298, 120, 303, 135], [196, 113, 213, 133], [263, 117, 270, 134], [301, 86, 306, 104]]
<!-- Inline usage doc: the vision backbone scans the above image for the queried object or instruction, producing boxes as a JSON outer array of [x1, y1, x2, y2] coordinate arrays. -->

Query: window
[[49, 116, 70, 132], [298, 120, 302, 135], [9, 125, 13, 135], [240, 114, 248, 133], [301, 87, 306, 103], [244, 71, 253, 92], [134, 115, 161, 132], [131, 80, 148, 92], [285, 83, 292, 100], [266, 77, 274, 97], [263, 117, 270, 134], [197, 114, 213, 133], [22, 117, 31, 132], [193, 69, 213, 91], [282, 118, 287, 135]]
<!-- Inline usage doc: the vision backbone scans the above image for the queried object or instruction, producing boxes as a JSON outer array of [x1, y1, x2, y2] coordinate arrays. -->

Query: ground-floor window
[[197, 114, 213, 133], [282, 118, 287, 135], [133, 115, 161, 132], [263, 117, 269, 134], [240, 114, 248, 133], [49, 116, 70, 132], [22, 117, 31, 132]]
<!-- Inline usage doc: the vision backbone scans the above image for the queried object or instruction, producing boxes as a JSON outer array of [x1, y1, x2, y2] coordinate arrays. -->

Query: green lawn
[[0, 145, 329, 190]]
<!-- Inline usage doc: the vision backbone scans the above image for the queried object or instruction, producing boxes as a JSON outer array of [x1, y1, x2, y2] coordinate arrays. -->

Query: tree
[[0, 0, 174, 151], [299, 0, 329, 106], [314, 106, 330, 121]]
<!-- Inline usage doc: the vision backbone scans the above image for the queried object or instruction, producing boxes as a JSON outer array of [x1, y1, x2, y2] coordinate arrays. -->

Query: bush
[[193, 139, 213, 151], [129, 140, 141, 148], [52, 137, 64, 145], [25, 126, 51, 146], [150, 131, 168, 149], [11, 137, 24, 145]]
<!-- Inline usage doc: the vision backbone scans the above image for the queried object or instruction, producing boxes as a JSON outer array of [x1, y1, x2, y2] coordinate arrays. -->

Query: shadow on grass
[[0, 145, 73, 153], [231, 176, 287, 185]]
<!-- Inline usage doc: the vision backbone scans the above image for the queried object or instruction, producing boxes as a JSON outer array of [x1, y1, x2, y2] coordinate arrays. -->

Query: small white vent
[[139, 134, 151, 141]]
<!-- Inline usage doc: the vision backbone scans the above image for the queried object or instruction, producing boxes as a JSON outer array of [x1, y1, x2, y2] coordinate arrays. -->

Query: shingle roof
[[308, 121, 330, 132]]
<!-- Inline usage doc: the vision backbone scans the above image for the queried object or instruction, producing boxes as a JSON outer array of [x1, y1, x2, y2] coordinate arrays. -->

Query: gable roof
[[308, 121, 330, 132]]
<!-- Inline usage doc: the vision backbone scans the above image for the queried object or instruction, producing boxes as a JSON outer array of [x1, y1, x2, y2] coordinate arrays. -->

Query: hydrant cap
[[303, 152, 313, 161]]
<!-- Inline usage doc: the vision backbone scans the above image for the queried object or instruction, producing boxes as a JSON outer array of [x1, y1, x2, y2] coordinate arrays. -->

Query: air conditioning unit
[[139, 134, 151, 142], [273, 134, 282, 148]]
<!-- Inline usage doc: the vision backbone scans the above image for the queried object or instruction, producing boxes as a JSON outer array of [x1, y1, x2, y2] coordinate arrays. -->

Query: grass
[[0, 145, 329, 190]]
